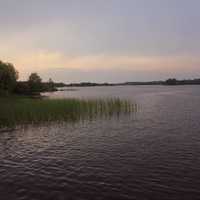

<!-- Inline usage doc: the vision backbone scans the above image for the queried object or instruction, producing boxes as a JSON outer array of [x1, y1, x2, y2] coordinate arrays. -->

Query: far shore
[[57, 79, 200, 88]]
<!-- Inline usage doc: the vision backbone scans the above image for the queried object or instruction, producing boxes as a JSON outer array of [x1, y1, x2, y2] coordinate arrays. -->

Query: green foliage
[[0, 60, 18, 94], [42, 78, 57, 92], [14, 81, 31, 95], [28, 73, 42, 93], [0, 97, 136, 128]]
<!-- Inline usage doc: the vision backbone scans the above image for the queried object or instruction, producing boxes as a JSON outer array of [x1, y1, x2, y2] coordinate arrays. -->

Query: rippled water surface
[[1, 85, 200, 200]]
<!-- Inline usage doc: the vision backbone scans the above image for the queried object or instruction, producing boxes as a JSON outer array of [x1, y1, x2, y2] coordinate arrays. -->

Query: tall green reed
[[0, 97, 137, 128]]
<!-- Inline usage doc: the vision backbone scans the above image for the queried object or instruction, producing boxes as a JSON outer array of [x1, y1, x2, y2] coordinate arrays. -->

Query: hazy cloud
[[0, 0, 200, 81]]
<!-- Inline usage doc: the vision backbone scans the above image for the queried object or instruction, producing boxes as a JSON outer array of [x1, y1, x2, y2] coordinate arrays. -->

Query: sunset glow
[[1, 0, 200, 82]]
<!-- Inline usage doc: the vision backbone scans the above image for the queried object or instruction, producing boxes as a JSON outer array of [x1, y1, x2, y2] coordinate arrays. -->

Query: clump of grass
[[0, 96, 137, 128]]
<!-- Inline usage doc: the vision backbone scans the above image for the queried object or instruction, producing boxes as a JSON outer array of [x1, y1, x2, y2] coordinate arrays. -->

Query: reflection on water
[[1, 85, 200, 200]]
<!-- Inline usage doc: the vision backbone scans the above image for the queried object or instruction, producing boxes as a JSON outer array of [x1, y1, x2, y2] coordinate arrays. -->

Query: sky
[[0, 0, 200, 83]]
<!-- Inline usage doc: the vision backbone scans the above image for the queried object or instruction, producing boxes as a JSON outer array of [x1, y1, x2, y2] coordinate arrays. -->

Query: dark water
[[1, 85, 200, 200]]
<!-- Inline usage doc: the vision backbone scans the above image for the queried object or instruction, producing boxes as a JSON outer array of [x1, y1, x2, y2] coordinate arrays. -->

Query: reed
[[0, 96, 136, 128]]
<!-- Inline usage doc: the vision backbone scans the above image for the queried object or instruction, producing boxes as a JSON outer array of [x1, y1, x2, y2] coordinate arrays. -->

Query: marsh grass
[[0, 96, 137, 128]]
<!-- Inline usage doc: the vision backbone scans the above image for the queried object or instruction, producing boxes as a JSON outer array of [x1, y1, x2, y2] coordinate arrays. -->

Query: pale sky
[[1, 0, 200, 83]]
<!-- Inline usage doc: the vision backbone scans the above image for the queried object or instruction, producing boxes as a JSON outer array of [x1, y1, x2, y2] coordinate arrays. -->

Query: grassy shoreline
[[0, 96, 136, 128]]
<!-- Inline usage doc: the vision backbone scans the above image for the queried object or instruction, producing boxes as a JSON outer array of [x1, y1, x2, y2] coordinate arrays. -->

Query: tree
[[48, 78, 54, 89], [165, 78, 177, 85], [28, 73, 42, 93], [0, 60, 18, 94]]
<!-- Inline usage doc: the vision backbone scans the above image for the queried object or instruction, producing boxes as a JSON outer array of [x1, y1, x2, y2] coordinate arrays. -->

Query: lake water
[[1, 85, 200, 200]]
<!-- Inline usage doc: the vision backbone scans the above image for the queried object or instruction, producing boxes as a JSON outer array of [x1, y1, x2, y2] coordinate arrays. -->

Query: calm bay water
[[1, 85, 200, 200]]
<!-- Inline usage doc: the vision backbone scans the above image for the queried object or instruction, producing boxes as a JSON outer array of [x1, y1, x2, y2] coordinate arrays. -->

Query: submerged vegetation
[[0, 97, 136, 128]]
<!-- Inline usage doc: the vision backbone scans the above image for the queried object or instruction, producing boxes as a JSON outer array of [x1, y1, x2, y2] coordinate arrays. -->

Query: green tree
[[28, 73, 42, 93], [48, 78, 54, 90], [0, 60, 18, 94]]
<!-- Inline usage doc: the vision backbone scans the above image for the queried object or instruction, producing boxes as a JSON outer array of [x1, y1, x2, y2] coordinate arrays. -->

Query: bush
[[28, 73, 42, 93], [0, 60, 18, 94]]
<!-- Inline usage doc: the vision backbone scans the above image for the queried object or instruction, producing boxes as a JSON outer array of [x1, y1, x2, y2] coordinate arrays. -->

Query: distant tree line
[[164, 78, 200, 85], [14, 75, 57, 95], [0, 60, 57, 96], [123, 81, 163, 86], [1, 60, 200, 96], [121, 79, 200, 86], [67, 82, 113, 87]]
